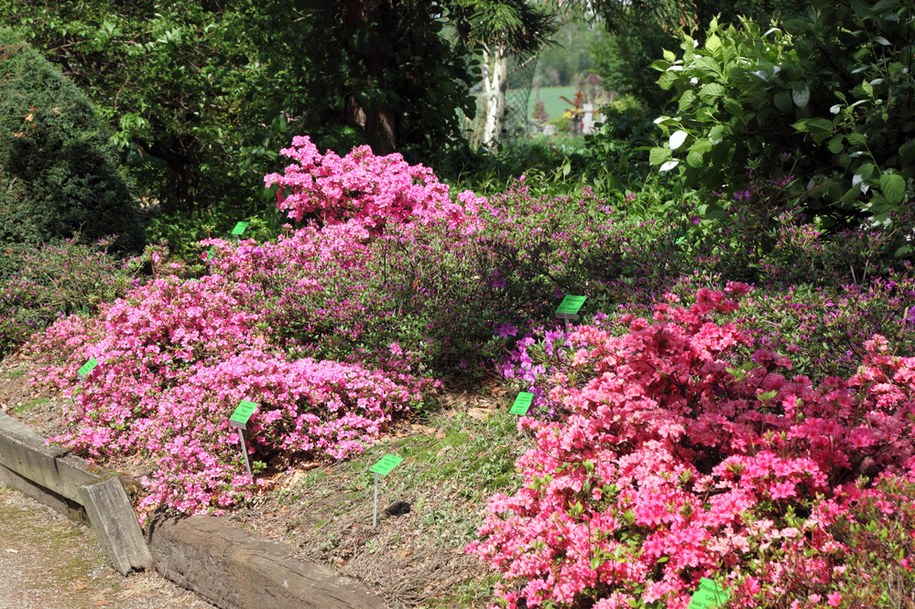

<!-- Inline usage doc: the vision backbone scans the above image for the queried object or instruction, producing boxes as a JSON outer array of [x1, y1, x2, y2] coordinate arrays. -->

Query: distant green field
[[522, 86, 579, 122]]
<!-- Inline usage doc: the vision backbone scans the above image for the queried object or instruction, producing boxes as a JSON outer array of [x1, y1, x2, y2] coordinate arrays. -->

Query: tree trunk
[[342, 0, 397, 154], [481, 44, 509, 150]]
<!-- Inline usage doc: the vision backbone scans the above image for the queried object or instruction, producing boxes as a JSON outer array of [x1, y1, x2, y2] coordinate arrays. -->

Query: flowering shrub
[[27, 273, 431, 515], [26, 138, 508, 514], [264, 135, 484, 233], [471, 287, 915, 608], [478, 179, 686, 319]]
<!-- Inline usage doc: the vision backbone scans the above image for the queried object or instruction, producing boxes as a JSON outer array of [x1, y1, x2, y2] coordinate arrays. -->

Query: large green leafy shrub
[[650, 1, 915, 229], [0, 29, 143, 251]]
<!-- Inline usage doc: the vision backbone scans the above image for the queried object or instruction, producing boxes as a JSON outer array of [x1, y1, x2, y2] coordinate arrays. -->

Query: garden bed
[[0, 352, 525, 608]]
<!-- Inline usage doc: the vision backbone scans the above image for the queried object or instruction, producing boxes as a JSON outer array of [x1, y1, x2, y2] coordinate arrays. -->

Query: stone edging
[[0, 411, 385, 609]]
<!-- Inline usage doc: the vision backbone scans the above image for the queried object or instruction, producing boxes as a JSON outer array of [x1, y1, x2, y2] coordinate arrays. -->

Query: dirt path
[[0, 483, 215, 609]]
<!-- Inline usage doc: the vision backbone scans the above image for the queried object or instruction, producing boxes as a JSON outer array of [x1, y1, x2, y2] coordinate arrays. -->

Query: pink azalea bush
[[470, 286, 915, 608], [28, 273, 430, 515], [264, 135, 485, 233], [26, 138, 503, 515]]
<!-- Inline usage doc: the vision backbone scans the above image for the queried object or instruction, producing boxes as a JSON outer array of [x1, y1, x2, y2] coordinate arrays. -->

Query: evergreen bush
[[0, 28, 143, 251]]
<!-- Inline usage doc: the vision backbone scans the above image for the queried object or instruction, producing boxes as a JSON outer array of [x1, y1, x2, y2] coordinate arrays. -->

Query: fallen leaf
[[4, 548, 18, 554], [467, 408, 489, 420]]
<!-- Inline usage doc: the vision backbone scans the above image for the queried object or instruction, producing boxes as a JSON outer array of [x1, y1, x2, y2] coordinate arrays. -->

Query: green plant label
[[370, 454, 403, 477], [510, 392, 534, 415], [231, 221, 248, 236], [206, 246, 215, 261], [230, 400, 257, 429], [556, 295, 586, 316], [687, 578, 729, 609], [77, 357, 98, 378]]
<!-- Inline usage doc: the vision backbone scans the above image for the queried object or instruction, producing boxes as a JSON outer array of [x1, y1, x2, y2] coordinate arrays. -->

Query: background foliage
[[650, 0, 915, 230]]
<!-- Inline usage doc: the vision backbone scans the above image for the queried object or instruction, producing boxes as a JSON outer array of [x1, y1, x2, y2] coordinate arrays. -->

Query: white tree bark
[[481, 44, 510, 149]]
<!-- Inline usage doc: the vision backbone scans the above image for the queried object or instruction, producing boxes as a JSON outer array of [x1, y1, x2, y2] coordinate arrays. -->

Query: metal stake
[[373, 473, 379, 528], [237, 428, 252, 479]]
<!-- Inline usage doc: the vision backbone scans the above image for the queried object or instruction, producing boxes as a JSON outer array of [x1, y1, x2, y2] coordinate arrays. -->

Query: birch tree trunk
[[481, 44, 510, 150]]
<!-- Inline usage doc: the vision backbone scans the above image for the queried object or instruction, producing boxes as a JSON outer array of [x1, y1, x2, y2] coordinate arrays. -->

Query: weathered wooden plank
[[0, 412, 98, 503], [78, 476, 154, 574], [0, 461, 88, 524], [149, 516, 384, 609]]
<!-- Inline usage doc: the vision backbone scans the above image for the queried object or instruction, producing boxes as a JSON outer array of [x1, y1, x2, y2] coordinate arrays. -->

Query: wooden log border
[[0, 411, 384, 609]]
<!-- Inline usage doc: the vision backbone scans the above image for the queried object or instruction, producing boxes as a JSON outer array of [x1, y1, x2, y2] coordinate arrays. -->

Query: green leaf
[[699, 83, 726, 102], [705, 34, 722, 52], [828, 135, 845, 154], [807, 118, 836, 143], [793, 118, 834, 143], [843, 184, 863, 206], [696, 106, 717, 123], [662, 48, 676, 62], [687, 149, 705, 168], [649, 147, 672, 165], [898, 139, 915, 162], [708, 125, 726, 145], [693, 56, 720, 76], [687, 138, 712, 168], [774, 90, 794, 113], [872, 0, 901, 12], [879, 172, 906, 204], [722, 97, 744, 116], [657, 71, 679, 90], [678, 89, 696, 112], [857, 163, 876, 180]]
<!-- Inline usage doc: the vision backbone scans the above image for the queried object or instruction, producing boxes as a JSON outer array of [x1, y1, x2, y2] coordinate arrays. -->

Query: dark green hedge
[[0, 28, 143, 252]]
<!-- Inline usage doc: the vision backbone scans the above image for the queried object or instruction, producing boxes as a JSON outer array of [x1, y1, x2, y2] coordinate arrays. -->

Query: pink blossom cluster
[[470, 286, 915, 608], [27, 272, 429, 515], [264, 135, 484, 233]]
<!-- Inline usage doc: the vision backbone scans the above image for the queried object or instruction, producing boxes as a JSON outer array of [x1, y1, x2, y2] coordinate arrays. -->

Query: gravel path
[[0, 483, 216, 609]]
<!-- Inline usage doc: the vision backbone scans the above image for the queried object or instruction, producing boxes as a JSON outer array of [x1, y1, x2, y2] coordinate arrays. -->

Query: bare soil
[[0, 482, 215, 609]]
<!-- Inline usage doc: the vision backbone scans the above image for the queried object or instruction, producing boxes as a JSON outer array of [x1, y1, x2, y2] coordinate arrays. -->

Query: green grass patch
[[524, 85, 580, 121], [4, 367, 26, 380], [261, 403, 530, 607], [13, 397, 49, 414]]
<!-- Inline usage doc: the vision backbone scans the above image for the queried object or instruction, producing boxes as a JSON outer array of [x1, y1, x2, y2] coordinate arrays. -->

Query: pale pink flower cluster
[[471, 288, 915, 608]]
